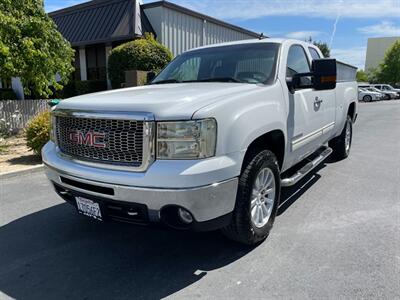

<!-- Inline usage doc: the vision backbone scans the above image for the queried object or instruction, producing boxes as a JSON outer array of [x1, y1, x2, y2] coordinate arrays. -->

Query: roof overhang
[[49, 0, 155, 47]]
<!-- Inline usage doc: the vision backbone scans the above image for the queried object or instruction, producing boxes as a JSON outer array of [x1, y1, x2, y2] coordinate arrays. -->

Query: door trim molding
[[292, 122, 335, 151]]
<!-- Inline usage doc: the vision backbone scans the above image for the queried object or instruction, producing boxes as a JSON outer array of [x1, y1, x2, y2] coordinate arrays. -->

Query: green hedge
[[75, 80, 107, 95], [108, 33, 172, 89], [54, 80, 107, 98]]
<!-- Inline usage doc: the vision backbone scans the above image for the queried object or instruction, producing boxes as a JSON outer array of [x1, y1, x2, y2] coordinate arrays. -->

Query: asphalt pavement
[[0, 101, 399, 300]]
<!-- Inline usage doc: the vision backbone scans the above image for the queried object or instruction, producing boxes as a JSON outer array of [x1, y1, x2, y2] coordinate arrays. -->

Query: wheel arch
[[241, 129, 285, 173], [348, 102, 356, 122]]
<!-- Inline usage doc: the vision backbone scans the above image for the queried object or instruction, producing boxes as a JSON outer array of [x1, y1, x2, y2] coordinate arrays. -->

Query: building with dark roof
[[49, 0, 261, 85]]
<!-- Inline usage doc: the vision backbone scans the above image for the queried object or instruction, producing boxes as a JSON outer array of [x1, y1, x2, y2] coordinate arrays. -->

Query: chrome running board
[[281, 147, 333, 187]]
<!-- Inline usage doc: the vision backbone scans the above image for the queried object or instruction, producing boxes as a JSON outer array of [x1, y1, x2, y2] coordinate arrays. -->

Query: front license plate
[[76, 197, 102, 221]]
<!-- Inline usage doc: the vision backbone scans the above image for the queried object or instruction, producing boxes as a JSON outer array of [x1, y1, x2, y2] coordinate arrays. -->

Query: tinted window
[[153, 43, 280, 85], [308, 47, 321, 60], [286, 45, 310, 77]]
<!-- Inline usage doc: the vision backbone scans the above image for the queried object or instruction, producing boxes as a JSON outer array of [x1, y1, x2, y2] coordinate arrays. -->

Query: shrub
[[108, 33, 173, 88], [53, 80, 107, 98], [75, 80, 107, 95], [0, 118, 11, 139], [0, 89, 17, 100], [25, 111, 51, 155]]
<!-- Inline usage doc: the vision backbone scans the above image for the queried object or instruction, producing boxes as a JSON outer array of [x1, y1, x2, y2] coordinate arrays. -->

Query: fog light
[[178, 208, 193, 224]]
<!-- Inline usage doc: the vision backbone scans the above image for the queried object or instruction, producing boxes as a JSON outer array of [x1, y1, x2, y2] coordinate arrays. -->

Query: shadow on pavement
[[6, 154, 42, 166], [0, 203, 252, 300], [278, 159, 332, 215], [0, 158, 334, 299]]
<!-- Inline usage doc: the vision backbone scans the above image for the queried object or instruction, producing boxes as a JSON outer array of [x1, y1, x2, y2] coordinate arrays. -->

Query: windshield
[[152, 43, 280, 85]]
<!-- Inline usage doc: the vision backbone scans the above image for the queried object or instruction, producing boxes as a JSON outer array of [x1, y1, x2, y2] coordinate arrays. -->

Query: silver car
[[358, 88, 383, 102], [366, 87, 397, 100], [374, 84, 400, 99]]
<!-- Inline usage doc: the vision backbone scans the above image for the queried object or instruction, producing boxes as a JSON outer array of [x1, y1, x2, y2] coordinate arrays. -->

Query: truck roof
[[186, 38, 358, 70], [186, 38, 305, 52]]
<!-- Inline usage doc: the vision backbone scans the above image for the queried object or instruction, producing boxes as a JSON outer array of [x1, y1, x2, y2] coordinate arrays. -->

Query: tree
[[313, 41, 330, 58], [356, 70, 369, 82], [108, 33, 173, 89], [0, 0, 74, 98], [365, 67, 379, 84], [374, 40, 400, 85]]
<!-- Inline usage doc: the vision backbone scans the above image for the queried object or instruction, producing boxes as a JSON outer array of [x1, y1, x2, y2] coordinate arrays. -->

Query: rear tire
[[329, 115, 352, 160], [221, 150, 280, 245]]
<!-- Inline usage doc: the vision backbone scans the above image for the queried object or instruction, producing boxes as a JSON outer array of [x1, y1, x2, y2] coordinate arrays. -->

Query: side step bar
[[281, 147, 333, 187]]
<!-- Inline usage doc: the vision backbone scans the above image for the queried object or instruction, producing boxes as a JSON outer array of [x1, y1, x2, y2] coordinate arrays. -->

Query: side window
[[308, 47, 321, 60], [286, 45, 310, 77]]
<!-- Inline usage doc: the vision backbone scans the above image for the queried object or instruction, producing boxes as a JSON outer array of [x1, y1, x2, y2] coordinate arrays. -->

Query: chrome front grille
[[56, 116, 145, 167]]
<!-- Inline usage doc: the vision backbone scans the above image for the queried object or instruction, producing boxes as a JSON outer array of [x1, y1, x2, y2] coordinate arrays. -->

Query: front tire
[[363, 95, 372, 102], [221, 150, 280, 245], [329, 115, 353, 160]]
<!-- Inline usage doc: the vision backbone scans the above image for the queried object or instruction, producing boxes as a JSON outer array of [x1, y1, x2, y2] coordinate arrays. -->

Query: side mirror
[[286, 72, 313, 92], [286, 58, 337, 92], [147, 71, 156, 83], [312, 58, 337, 90], [286, 76, 304, 93]]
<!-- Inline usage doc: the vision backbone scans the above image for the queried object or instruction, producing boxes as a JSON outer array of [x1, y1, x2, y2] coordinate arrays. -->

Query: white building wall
[[144, 6, 257, 57], [365, 37, 400, 71]]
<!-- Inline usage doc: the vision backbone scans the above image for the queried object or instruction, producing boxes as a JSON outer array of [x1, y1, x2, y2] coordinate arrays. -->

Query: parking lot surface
[[1, 101, 399, 300]]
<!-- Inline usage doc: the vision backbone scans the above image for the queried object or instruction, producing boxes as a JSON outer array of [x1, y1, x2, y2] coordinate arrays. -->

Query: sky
[[44, 0, 400, 70]]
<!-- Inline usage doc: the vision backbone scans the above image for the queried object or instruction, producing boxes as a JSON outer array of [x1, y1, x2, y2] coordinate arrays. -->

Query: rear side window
[[308, 47, 321, 60], [286, 45, 310, 77]]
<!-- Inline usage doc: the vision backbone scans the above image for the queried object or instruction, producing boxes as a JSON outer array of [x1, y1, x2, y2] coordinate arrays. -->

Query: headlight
[[157, 119, 217, 159]]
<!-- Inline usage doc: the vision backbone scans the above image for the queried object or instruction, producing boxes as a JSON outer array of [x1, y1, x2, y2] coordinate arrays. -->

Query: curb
[[0, 164, 44, 180]]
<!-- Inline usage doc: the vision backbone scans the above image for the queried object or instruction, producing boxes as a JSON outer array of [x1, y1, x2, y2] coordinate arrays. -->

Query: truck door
[[307, 47, 336, 141], [285, 44, 330, 160]]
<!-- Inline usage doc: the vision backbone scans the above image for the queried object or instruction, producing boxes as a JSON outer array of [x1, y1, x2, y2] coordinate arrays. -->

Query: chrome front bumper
[[45, 165, 238, 224]]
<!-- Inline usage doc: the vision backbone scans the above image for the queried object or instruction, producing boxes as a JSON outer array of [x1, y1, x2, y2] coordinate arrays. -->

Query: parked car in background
[[365, 87, 397, 100], [358, 88, 383, 102], [373, 84, 400, 98]]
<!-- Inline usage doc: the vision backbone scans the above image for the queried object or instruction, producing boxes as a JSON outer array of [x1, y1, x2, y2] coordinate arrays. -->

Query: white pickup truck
[[43, 39, 358, 245]]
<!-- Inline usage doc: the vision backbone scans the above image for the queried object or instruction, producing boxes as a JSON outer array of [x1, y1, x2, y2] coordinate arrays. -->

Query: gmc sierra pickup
[[43, 39, 358, 245]]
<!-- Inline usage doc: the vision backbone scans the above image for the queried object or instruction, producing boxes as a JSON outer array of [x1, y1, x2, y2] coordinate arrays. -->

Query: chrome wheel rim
[[251, 168, 276, 228], [345, 121, 351, 152]]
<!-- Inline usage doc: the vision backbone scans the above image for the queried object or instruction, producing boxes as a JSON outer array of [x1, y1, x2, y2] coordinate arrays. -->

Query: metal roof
[[142, 1, 262, 38], [49, 0, 155, 47]]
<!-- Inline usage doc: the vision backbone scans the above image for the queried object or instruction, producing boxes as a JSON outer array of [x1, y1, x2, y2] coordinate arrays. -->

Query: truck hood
[[56, 83, 260, 120]]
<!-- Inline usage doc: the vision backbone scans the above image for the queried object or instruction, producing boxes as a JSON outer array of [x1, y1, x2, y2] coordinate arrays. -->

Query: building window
[[86, 45, 107, 81], [1, 78, 12, 89]]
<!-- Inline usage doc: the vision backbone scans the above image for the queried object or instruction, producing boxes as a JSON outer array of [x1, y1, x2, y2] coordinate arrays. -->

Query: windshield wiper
[[151, 79, 182, 85], [197, 77, 243, 83]]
